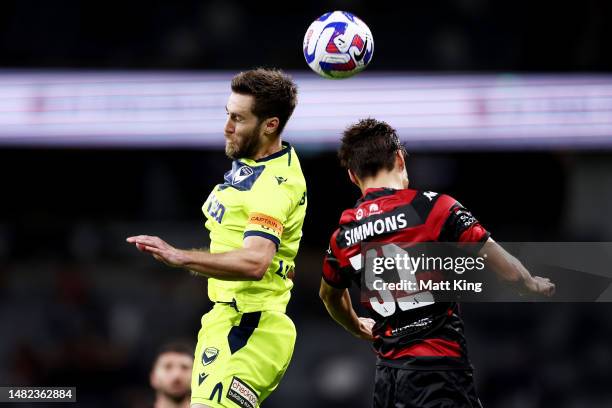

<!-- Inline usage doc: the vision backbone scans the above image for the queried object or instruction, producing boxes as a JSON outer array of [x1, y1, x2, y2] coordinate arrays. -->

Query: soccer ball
[[303, 11, 374, 79]]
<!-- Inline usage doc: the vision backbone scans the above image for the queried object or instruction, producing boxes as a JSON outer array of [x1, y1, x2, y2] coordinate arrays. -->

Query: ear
[[263, 117, 280, 136], [348, 169, 359, 186], [396, 150, 406, 171]]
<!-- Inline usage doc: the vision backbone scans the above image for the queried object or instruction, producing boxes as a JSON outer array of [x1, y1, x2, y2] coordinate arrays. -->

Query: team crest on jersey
[[221, 161, 264, 191], [202, 347, 219, 366], [233, 166, 254, 184]]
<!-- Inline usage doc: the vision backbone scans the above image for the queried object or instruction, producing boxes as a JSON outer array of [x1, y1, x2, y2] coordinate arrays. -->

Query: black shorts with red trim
[[374, 365, 483, 408]]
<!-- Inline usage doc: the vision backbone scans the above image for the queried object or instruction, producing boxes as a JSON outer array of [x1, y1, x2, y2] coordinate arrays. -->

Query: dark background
[[3, 0, 612, 71], [1, 1, 612, 407]]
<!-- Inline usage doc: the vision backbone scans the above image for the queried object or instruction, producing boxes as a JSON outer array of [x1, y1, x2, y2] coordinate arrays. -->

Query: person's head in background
[[150, 342, 194, 408]]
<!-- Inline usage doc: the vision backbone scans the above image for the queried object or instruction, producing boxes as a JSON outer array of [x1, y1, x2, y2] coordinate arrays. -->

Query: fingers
[[357, 317, 376, 341], [133, 241, 164, 257], [127, 235, 152, 243], [534, 276, 556, 297], [127, 235, 161, 245], [545, 282, 556, 297], [359, 317, 376, 329], [127, 235, 168, 250]]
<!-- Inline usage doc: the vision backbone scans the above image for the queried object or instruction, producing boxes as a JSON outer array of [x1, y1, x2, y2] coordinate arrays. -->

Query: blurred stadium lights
[[1, 71, 612, 149]]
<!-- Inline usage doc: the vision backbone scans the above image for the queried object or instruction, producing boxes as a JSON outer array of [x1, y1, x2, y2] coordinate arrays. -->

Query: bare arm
[[319, 278, 375, 341], [126, 234, 275, 281], [479, 238, 555, 296]]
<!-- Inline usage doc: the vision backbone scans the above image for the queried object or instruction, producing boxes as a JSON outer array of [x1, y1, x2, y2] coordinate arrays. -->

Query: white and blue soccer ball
[[303, 11, 374, 79]]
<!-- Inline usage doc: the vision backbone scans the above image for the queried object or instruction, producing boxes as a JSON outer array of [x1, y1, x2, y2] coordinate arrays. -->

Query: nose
[[224, 117, 235, 135]]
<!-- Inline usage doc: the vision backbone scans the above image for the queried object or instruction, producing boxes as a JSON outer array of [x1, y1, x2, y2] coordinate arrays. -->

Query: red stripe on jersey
[[378, 338, 462, 359], [459, 223, 489, 243]]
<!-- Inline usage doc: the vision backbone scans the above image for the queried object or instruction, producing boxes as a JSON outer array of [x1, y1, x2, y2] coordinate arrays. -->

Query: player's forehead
[[155, 352, 193, 367], [226, 92, 255, 117]]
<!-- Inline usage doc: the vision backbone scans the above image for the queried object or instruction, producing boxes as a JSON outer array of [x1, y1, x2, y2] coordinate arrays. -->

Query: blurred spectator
[[150, 342, 194, 408]]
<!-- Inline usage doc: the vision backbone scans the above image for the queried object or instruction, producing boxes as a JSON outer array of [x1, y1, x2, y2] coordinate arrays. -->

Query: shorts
[[373, 365, 483, 408], [191, 304, 296, 407]]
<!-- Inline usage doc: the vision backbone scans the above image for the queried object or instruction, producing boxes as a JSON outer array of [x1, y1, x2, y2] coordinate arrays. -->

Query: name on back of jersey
[[343, 212, 408, 247]]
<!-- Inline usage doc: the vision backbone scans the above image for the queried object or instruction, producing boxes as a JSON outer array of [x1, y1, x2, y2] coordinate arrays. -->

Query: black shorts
[[373, 365, 483, 408]]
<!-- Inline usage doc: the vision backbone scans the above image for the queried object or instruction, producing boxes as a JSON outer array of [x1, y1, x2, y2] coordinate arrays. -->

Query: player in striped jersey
[[320, 118, 554, 407]]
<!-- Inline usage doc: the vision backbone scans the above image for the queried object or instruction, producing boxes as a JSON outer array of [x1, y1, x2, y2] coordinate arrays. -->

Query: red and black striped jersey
[[322, 187, 490, 370]]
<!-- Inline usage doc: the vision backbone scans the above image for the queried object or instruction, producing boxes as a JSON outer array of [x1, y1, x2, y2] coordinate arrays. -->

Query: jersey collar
[[355, 187, 397, 206], [243, 141, 292, 164]]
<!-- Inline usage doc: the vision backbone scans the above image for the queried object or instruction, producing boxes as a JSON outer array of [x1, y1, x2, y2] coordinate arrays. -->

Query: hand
[[356, 317, 376, 341], [526, 276, 556, 297], [126, 235, 186, 268]]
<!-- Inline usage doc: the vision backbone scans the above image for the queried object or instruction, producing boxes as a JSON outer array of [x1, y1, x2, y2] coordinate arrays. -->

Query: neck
[[252, 137, 283, 161], [153, 395, 190, 408], [359, 172, 405, 194]]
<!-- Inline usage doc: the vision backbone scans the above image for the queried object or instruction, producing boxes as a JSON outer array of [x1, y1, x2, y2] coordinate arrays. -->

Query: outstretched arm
[[479, 238, 555, 296], [319, 278, 375, 341], [126, 234, 275, 281]]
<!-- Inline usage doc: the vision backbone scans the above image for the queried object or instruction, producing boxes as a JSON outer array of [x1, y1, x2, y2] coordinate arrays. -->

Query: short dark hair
[[231, 68, 298, 135], [153, 341, 194, 364], [338, 118, 406, 179]]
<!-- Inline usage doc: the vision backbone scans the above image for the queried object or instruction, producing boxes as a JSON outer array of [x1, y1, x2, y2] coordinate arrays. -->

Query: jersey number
[[363, 243, 434, 317]]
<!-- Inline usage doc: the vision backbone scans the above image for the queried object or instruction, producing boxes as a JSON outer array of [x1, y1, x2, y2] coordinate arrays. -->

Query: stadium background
[[1, 1, 612, 407]]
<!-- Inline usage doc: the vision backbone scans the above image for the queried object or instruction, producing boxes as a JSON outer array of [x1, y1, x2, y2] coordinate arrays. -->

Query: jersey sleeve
[[437, 195, 490, 252], [322, 230, 352, 289], [243, 182, 294, 249]]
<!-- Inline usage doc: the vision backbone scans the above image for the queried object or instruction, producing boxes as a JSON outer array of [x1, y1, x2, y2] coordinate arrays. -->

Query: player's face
[[224, 92, 264, 159], [150, 352, 193, 402]]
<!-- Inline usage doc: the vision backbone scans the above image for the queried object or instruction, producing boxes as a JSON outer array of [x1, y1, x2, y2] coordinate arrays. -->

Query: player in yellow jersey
[[127, 68, 307, 408]]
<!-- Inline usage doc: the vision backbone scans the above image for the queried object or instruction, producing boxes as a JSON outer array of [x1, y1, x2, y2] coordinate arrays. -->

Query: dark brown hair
[[338, 118, 406, 179], [153, 341, 194, 363], [231, 68, 298, 135]]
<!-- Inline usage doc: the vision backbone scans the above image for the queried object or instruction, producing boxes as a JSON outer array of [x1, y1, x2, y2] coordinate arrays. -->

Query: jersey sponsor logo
[[455, 208, 477, 229], [206, 194, 226, 223], [368, 203, 382, 215], [248, 212, 283, 235], [299, 191, 307, 206], [233, 166, 254, 185], [275, 176, 287, 185], [343, 212, 409, 247], [227, 377, 258, 408], [391, 317, 434, 336], [202, 347, 219, 366], [356, 203, 382, 221]]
